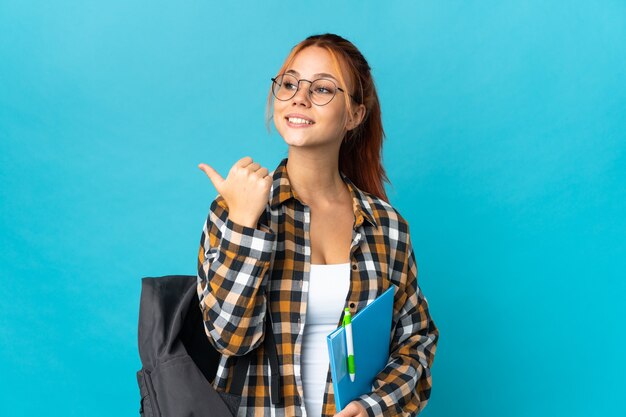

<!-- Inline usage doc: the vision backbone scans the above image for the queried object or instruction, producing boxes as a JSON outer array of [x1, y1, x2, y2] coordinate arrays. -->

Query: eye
[[314, 86, 331, 94], [312, 80, 336, 95], [283, 81, 297, 90]]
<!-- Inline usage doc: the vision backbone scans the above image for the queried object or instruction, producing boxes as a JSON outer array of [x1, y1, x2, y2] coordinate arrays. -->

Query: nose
[[291, 81, 312, 107]]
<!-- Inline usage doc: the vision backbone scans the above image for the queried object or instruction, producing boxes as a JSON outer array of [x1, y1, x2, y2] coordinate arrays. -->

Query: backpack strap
[[212, 218, 282, 405], [228, 310, 281, 404], [265, 233, 282, 405], [228, 234, 282, 404], [229, 352, 252, 397], [265, 310, 281, 405]]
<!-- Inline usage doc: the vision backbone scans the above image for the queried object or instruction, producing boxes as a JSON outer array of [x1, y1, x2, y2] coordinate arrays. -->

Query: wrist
[[228, 212, 259, 229]]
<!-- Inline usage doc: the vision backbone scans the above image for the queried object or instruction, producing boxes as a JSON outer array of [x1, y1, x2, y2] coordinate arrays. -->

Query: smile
[[286, 117, 315, 126]]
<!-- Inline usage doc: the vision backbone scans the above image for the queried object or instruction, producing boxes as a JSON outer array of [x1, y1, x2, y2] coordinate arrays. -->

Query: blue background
[[1, 1, 624, 416]]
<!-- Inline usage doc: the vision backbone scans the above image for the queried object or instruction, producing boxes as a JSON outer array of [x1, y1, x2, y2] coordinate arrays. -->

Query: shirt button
[[351, 263, 358, 270]]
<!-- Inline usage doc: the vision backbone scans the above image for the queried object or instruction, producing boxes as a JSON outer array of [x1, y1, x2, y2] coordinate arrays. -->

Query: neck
[[285, 149, 349, 206]]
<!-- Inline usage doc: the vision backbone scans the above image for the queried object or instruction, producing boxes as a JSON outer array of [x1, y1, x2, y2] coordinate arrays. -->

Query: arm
[[354, 231, 439, 417], [196, 196, 276, 357]]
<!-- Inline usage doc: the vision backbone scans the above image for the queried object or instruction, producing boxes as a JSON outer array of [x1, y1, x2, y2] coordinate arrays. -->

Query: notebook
[[326, 286, 395, 411]]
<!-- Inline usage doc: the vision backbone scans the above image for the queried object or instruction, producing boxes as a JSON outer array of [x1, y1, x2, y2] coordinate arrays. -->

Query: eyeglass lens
[[272, 74, 338, 106]]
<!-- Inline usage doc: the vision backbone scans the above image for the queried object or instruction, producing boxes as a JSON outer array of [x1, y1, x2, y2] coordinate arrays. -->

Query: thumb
[[198, 163, 224, 191]]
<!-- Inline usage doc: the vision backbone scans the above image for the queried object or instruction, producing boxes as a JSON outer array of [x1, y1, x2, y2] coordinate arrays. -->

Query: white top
[[302, 262, 351, 417]]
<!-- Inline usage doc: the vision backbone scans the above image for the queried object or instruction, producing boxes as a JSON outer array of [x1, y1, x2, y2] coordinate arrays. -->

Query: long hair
[[266, 33, 390, 203]]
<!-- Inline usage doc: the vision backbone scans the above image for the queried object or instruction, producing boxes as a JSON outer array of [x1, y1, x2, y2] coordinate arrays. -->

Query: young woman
[[197, 33, 439, 417]]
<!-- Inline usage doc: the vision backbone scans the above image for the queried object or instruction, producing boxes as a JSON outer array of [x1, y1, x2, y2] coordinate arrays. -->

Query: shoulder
[[359, 190, 417, 288], [359, 189, 411, 237]]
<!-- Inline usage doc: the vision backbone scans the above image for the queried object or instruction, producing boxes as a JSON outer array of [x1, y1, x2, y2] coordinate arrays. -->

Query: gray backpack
[[136, 275, 281, 416]]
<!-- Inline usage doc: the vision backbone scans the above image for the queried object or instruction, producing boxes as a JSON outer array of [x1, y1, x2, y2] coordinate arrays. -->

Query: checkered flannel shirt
[[197, 157, 438, 416]]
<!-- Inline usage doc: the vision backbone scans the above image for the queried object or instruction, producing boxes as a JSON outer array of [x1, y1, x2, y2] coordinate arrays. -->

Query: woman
[[197, 33, 438, 417]]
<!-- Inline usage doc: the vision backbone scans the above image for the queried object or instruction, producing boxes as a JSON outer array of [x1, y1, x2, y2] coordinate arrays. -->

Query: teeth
[[288, 117, 313, 125]]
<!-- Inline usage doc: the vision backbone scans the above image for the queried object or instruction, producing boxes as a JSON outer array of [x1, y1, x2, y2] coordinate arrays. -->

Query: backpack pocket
[[149, 355, 240, 417], [137, 369, 161, 417]]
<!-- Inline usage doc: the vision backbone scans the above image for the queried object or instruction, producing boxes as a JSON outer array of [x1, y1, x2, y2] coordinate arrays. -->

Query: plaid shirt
[[197, 157, 438, 417]]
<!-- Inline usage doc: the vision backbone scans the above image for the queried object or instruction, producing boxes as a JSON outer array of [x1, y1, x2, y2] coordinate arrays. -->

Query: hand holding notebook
[[326, 286, 395, 411]]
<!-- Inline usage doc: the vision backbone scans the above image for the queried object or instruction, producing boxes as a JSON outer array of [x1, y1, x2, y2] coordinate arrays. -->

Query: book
[[326, 286, 395, 411]]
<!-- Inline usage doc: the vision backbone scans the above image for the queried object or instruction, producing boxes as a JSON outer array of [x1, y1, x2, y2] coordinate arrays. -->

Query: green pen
[[343, 307, 356, 382]]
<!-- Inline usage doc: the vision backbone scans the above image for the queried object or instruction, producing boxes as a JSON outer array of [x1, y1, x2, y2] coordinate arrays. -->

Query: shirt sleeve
[[355, 226, 439, 416], [196, 195, 276, 357]]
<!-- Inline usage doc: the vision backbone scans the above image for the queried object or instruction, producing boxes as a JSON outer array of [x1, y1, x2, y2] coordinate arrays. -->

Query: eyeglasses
[[270, 73, 356, 106]]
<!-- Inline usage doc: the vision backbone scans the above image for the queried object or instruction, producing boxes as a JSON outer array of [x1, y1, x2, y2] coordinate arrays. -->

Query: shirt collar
[[269, 157, 378, 229]]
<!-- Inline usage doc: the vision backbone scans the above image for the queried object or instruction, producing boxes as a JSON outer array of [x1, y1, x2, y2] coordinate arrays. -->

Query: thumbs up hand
[[199, 156, 272, 229]]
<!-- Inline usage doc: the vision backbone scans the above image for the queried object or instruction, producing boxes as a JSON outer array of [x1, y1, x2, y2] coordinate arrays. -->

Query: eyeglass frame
[[270, 73, 359, 106]]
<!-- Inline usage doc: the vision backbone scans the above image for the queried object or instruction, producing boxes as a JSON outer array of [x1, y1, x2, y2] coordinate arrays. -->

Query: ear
[[346, 104, 367, 131]]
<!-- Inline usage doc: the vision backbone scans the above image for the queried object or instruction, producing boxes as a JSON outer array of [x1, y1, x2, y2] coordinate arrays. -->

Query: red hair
[[266, 34, 390, 203]]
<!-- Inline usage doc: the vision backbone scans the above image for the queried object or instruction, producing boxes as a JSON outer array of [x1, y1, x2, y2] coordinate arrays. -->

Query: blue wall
[[1, 1, 624, 416]]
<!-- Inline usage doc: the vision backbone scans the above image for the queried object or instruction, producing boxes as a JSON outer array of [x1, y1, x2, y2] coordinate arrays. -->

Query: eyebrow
[[285, 69, 338, 81]]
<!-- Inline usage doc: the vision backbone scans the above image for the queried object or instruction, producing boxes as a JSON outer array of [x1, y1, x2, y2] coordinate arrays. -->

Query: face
[[272, 46, 362, 150]]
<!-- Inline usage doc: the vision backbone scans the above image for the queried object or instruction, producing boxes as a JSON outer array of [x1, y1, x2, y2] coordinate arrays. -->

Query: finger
[[333, 408, 350, 417], [235, 156, 254, 168], [198, 163, 224, 191], [334, 402, 360, 417], [247, 162, 261, 172], [255, 167, 269, 178]]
